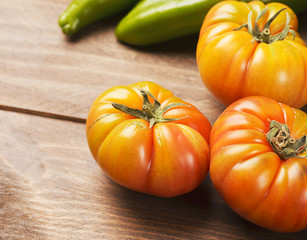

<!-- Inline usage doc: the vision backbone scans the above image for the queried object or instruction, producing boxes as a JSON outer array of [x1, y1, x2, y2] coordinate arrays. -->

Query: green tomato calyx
[[266, 121, 307, 160], [234, 7, 296, 44], [112, 88, 190, 128]]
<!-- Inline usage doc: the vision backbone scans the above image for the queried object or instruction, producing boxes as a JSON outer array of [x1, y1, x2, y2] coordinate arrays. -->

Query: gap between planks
[[0, 104, 86, 124], [0, 104, 305, 124]]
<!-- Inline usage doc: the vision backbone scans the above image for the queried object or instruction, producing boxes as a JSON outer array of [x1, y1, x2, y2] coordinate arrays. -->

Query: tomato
[[210, 96, 307, 232], [196, 0, 307, 108], [86, 81, 211, 197]]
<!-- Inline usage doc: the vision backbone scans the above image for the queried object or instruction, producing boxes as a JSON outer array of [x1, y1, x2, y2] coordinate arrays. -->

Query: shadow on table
[[61, 13, 125, 44], [116, 34, 199, 55], [104, 174, 307, 240], [60, 12, 198, 55]]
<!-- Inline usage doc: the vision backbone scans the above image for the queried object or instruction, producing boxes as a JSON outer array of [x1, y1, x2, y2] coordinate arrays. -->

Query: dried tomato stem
[[262, 28, 271, 43], [234, 7, 296, 44], [112, 88, 190, 128], [266, 121, 307, 160]]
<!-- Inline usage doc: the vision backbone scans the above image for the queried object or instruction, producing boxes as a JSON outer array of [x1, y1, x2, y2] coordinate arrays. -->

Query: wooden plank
[[0, 0, 224, 125], [1, 110, 307, 239]]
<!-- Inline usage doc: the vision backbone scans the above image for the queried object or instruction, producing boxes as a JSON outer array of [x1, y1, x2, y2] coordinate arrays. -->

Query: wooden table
[[1, 1, 306, 239]]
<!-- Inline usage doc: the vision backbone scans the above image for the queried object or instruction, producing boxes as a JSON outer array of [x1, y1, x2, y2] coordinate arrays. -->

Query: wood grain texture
[[0, 0, 224, 125], [1, 110, 307, 240]]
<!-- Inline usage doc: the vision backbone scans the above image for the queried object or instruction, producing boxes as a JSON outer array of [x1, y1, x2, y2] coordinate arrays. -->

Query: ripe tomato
[[197, 0, 307, 108], [86, 81, 211, 197], [210, 96, 307, 232]]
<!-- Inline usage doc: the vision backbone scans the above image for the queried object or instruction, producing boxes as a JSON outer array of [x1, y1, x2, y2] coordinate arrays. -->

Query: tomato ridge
[[282, 41, 307, 107]]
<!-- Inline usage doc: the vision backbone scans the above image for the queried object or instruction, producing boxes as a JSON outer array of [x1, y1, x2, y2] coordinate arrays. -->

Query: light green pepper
[[59, 0, 139, 35], [115, 0, 307, 46]]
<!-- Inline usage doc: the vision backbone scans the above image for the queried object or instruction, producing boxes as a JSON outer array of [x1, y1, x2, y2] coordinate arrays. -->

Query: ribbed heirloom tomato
[[210, 96, 307, 232], [197, 0, 307, 108], [86, 81, 211, 197]]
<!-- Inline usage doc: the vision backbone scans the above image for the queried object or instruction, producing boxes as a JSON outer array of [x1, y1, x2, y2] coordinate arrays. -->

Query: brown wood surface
[[0, 0, 307, 239]]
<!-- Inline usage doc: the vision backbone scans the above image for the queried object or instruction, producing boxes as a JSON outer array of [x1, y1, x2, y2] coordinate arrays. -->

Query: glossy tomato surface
[[86, 81, 211, 197], [197, 0, 307, 108], [210, 96, 307, 232]]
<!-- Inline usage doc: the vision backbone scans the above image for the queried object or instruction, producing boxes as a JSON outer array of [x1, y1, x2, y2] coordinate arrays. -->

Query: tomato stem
[[234, 7, 296, 44], [112, 88, 190, 128], [266, 121, 307, 160]]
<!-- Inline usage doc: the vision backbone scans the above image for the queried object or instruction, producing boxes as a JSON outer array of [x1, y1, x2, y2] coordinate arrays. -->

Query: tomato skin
[[197, 1, 307, 108], [86, 81, 211, 197], [210, 96, 307, 232]]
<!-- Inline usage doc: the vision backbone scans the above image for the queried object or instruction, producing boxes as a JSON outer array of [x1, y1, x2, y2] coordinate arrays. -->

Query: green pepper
[[59, 0, 139, 35], [115, 0, 307, 46], [115, 0, 224, 46]]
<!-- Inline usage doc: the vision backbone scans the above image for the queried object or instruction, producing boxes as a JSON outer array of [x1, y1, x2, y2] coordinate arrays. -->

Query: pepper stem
[[234, 7, 296, 44], [112, 88, 190, 128], [266, 121, 307, 160]]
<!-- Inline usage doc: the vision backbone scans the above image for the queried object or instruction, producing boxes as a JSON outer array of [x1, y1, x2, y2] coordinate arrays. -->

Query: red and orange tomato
[[197, 0, 307, 108], [86, 81, 211, 197], [210, 96, 307, 232]]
